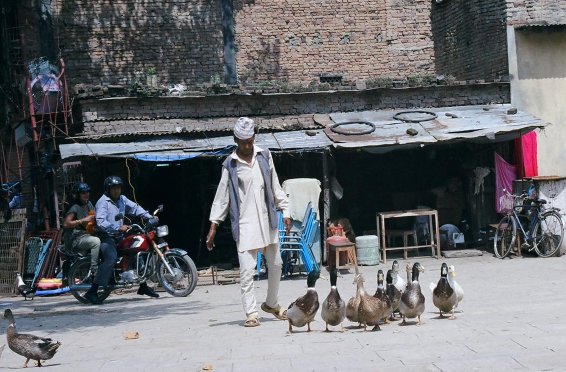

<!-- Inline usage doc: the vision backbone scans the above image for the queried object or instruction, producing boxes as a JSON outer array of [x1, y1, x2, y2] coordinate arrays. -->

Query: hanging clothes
[[514, 131, 539, 178], [495, 153, 517, 213], [521, 131, 538, 177]]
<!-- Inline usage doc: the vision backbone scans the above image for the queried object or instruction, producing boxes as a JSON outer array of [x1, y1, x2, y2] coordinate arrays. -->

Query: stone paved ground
[[1, 252, 565, 371]]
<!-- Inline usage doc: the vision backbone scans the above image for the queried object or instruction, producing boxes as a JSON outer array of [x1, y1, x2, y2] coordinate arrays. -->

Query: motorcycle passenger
[[89, 175, 159, 304], [63, 183, 100, 278]]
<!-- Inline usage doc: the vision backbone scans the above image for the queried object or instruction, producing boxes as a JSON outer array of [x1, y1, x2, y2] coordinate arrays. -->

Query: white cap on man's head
[[233, 117, 255, 140]]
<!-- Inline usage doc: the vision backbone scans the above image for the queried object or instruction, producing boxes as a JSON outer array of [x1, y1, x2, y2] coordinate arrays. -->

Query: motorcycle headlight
[[157, 225, 169, 237]]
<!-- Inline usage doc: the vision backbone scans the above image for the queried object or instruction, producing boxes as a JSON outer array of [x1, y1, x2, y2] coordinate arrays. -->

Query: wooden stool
[[329, 241, 358, 270], [386, 229, 418, 259]]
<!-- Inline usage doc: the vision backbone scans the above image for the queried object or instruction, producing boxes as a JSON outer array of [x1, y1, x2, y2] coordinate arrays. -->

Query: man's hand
[[206, 223, 217, 251], [284, 217, 292, 234], [118, 225, 130, 233]]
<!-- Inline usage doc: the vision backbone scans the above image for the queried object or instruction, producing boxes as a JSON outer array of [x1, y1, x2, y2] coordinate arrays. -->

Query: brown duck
[[357, 274, 390, 331], [287, 270, 320, 333], [321, 268, 346, 332], [399, 262, 426, 325], [429, 262, 457, 318], [4, 309, 61, 367]]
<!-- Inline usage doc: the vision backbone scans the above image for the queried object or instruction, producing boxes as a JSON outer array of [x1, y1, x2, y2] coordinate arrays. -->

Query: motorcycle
[[66, 205, 198, 304]]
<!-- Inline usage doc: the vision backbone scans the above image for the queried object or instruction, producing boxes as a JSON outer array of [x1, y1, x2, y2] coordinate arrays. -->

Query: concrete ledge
[[442, 249, 484, 258]]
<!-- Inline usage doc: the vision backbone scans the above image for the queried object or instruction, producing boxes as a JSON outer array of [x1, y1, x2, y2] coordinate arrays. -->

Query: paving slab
[[1, 253, 565, 371]]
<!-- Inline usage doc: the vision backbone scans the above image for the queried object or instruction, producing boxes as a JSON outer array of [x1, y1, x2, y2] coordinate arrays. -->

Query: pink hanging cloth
[[521, 131, 538, 177], [495, 153, 517, 213]]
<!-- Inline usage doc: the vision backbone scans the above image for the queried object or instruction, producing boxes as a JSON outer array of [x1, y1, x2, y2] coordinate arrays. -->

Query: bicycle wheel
[[494, 215, 516, 258], [533, 211, 564, 258]]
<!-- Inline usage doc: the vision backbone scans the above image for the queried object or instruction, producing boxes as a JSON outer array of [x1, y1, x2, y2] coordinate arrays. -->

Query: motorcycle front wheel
[[67, 257, 112, 304], [156, 249, 198, 297]]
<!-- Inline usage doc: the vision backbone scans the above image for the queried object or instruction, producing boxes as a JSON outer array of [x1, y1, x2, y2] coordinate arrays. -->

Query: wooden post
[[321, 148, 331, 264]]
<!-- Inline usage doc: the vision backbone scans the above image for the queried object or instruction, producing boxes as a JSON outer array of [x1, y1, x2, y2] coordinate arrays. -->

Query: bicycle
[[494, 189, 564, 258]]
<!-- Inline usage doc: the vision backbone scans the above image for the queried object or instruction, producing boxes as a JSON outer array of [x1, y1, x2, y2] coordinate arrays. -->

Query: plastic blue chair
[[256, 204, 319, 278], [279, 210, 319, 274]]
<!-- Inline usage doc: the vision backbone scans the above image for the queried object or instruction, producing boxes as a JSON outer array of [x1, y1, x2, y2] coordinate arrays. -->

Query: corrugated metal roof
[[324, 104, 545, 151], [60, 104, 547, 159], [59, 129, 331, 159], [75, 115, 322, 140]]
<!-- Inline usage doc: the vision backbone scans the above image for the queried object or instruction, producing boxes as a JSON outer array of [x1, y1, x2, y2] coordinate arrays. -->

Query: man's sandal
[[261, 302, 288, 320], [244, 317, 260, 327]]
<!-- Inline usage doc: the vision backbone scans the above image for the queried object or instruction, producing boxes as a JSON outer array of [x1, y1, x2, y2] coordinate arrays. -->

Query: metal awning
[[59, 129, 331, 160], [323, 104, 546, 153], [60, 104, 547, 160]]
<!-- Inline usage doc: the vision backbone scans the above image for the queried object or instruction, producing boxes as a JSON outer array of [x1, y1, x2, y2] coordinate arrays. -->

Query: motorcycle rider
[[85, 176, 159, 304], [63, 182, 100, 277]]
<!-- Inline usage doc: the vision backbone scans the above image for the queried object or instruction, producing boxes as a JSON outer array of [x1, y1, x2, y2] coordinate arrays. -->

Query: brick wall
[[233, 0, 435, 84], [431, 0, 508, 82], [506, 0, 566, 26], [50, 0, 438, 88], [51, 0, 225, 87]]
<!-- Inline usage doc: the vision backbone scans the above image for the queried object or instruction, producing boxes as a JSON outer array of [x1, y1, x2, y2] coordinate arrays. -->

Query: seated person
[[63, 182, 100, 276]]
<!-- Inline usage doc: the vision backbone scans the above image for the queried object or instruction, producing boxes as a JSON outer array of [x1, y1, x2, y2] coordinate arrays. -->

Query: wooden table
[[376, 208, 441, 264]]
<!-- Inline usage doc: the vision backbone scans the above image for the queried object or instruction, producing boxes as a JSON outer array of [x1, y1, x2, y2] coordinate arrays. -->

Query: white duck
[[391, 260, 406, 292], [448, 264, 464, 312]]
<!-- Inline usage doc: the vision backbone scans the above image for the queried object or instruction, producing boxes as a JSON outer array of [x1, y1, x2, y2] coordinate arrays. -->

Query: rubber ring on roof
[[393, 110, 438, 123], [330, 121, 376, 135]]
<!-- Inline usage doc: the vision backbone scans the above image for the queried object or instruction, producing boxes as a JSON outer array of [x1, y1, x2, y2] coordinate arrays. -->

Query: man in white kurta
[[207, 117, 291, 327]]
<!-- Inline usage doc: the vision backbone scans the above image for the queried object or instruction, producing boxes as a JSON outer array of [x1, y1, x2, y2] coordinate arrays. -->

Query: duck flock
[[287, 260, 464, 333], [0, 260, 464, 367]]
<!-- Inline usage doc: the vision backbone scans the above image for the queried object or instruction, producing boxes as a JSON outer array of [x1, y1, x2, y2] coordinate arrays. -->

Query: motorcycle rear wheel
[[67, 257, 112, 304], [157, 249, 198, 297]]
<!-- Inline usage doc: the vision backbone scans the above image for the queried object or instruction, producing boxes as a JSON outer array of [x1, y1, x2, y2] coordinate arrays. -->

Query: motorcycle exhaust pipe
[[69, 284, 127, 291]]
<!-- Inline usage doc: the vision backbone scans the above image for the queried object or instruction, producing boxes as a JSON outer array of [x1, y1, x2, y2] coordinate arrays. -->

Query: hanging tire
[[156, 249, 198, 297], [67, 257, 111, 304]]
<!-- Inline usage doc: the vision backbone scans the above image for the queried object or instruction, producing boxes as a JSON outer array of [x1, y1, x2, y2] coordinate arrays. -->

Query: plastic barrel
[[355, 235, 380, 266]]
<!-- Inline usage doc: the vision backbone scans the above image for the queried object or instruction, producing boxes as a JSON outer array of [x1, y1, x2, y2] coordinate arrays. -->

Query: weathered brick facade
[[506, 0, 566, 25], [51, 0, 225, 87], [431, 0, 508, 82], [50, 0, 439, 88], [234, 0, 435, 84]]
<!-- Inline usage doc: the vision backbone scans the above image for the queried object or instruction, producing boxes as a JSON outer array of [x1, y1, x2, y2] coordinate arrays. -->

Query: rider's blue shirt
[[95, 194, 151, 236]]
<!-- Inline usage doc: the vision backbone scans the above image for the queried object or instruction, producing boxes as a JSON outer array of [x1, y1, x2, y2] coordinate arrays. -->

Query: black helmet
[[73, 182, 91, 194], [104, 176, 123, 191]]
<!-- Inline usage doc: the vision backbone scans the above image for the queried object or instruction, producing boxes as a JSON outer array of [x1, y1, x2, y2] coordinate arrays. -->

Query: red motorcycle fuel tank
[[117, 234, 151, 254]]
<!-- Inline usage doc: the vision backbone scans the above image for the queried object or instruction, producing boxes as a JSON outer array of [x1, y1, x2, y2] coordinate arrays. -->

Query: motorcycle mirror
[[115, 213, 124, 221], [153, 204, 164, 215]]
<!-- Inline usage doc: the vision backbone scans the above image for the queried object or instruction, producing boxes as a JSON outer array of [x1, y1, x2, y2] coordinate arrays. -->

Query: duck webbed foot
[[371, 324, 381, 331], [287, 320, 293, 334]]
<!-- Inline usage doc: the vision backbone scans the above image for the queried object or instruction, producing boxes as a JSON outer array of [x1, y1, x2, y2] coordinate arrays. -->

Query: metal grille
[[0, 208, 26, 294]]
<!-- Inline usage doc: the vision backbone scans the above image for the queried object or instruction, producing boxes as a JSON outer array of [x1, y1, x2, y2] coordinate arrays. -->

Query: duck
[[391, 260, 406, 292], [448, 264, 464, 312], [346, 274, 362, 325], [429, 263, 457, 318], [321, 268, 346, 332], [4, 309, 61, 368], [287, 270, 321, 333], [373, 269, 392, 323], [385, 269, 402, 320], [399, 262, 426, 325], [16, 273, 34, 301], [357, 273, 391, 331]]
